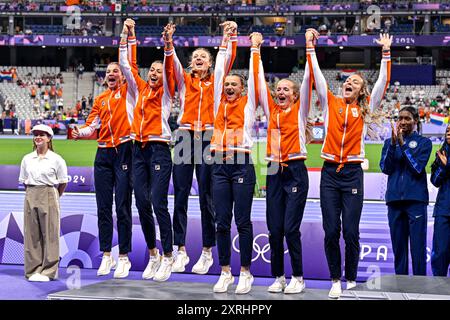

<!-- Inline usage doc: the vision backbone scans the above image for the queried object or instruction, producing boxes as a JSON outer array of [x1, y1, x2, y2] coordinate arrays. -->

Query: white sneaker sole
[[97, 261, 116, 276], [267, 286, 285, 293], [172, 256, 190, 273], [235, 277, 254, 295], [153, 272, 171, 282], [284, 285, 305, 294], [328, 291, 341, 299], [113, 264, 131, 279], [213, 276, 235, 293], [142, 263, 161, 280], [191, 259, 213, 275]]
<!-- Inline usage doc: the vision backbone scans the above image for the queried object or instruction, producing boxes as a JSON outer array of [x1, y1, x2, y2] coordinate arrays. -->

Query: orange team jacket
[[119, 36, 175, 143], [164, 35, 237, 132], [77, 48, 135, 148], [210, 45, 260, 153], [257, 50, 314, 162], [307, 45, 391, 163]]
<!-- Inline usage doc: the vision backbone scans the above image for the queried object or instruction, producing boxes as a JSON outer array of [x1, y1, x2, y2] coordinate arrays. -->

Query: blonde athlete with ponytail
[[307, 31, 392, 298]]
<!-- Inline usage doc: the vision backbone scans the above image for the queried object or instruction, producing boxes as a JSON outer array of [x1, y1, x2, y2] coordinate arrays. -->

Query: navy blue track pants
[[133, 141, 173, 255], [172, 130, 215, 248], [266, 160, 308, 277], [320, 162, 363, 281], [94, 141, 133, 254], [212, 153, 255, 267], [431, 215, 450, 276]]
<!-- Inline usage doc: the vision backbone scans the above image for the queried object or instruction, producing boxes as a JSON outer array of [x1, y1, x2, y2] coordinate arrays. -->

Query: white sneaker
[[284, 276, 305, 294], [346, 281, 357, 290], [191, 251, 213, 275], [142, 251, 162, 280], [267, 276, 287, 293], [113, 256, 131, 278], [97, 254, 116, 276], [235, 271, 254, 295], [328, 280, 342, 299], [28, 273, 50, 282], [172, 250, 190, 273], [213, 271, 235, 293], [153, 256, 174, 282]]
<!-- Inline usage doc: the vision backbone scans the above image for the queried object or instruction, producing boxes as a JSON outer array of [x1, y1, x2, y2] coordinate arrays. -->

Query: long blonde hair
[[354, 72, 385, 140]]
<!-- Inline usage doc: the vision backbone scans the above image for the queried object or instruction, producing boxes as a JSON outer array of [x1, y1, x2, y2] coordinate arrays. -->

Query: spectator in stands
[[430, 125, 450, 277], [0, 113, 3, 134], [88, 93, 93, 108], [81, 96, 87, 111], [11, 114, 18, 135], [419, 87, 426, 102], [308, 32, 392, 299], [19, 124, 68, 282], [77, 62, 85, 79], [380, 106, 431, 276]]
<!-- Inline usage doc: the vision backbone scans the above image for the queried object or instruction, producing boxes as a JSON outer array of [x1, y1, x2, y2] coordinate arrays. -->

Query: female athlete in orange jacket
[[163, 21, 237, 274], [119, 19, 176, 282], [257, 30, 314, 294], [307, 31, 392, 298]]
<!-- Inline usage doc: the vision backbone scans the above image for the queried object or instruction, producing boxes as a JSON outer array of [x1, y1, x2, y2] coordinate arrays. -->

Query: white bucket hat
[[31, 124, 54, 138]]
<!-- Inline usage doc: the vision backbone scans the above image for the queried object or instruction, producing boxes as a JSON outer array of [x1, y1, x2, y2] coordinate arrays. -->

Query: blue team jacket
[[430, 142, 450, 217], [380, 131, 432, 205]]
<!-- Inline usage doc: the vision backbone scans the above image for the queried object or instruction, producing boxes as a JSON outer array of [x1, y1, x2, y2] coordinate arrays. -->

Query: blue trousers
[[266, 160, 308, 277], [132, 141, 173, 255], [212, 153, 255, 267], [172, 130, 215, 248], [431, 215, 450, 277], [388, 201, 427, 276], [94, 141, 133, 254], [320, 162, 363, 281]]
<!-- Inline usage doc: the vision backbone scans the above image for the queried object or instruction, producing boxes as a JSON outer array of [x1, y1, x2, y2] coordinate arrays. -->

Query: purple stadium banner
[[1, 35, 450, 48]]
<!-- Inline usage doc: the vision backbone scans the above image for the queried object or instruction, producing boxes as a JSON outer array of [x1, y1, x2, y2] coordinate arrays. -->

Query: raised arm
[[214, 21, 238, 117], [256, 38, 275, 118], [163, 23, 185, 98], [246, 32, 261, 111], [125, 19, 148, 92], [370, 33, 392, 111], [118, 20, 138, 101], [305, 28, 328, 112], [299, 44, 314, 121]]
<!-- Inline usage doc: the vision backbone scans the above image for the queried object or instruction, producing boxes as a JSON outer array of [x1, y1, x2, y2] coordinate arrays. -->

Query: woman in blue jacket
[[380, 106, 432, 275], [430, 125, 450, 277]]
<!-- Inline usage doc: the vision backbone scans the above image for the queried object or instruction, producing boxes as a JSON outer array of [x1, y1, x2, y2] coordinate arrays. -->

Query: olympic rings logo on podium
[[232, 233, 289, 263]]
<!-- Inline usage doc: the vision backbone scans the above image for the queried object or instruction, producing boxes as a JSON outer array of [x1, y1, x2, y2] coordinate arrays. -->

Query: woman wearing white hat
[[19, 124, 68, 281]]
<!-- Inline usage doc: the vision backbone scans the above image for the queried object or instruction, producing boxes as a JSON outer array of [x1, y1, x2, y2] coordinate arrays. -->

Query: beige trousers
[[24, 185, 60, 279]]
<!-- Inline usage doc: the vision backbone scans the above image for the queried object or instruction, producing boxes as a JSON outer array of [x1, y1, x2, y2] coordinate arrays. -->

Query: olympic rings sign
[[232, 233, 289, 263]]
